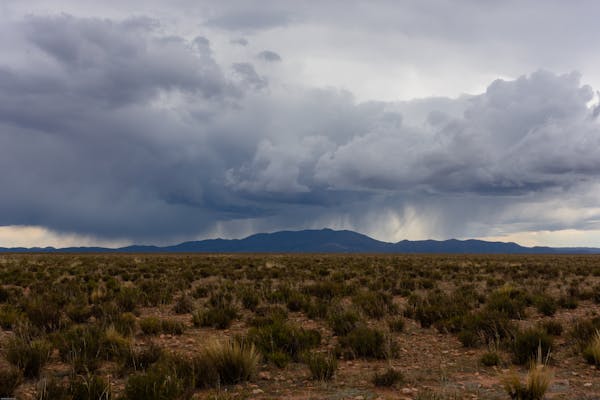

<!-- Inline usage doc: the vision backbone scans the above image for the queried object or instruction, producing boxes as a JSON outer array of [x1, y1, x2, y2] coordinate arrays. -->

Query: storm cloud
[[1, 4, 600, 246]]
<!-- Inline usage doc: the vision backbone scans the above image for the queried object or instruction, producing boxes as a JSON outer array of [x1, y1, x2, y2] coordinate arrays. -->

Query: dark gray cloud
[[231, 62, 267, 90], [230, 38, 248, 46], [2, 10, 600, 244], [257, 50, 281, 62]]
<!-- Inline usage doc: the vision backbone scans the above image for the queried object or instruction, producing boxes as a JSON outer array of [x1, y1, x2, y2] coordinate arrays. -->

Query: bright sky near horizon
[[2, 1, 600, 248]]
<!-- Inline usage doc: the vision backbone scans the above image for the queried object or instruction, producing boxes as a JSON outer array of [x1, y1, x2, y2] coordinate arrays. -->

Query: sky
[[2, 0, 600, 248]]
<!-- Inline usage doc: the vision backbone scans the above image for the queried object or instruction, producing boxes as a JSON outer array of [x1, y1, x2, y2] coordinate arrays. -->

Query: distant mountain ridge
[[1, 228, 600, 254]]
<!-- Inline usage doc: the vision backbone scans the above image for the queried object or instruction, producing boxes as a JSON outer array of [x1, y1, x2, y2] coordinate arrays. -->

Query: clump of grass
[[502, 348, 553, 400], [140, 317, 184, 335], [480, 351, 501, 367], [338, 326, 396, 359], [5, 337, 52, 378], [192, 304, 238, 329], [387, 316, 405, 332], [172, 294, 194, 314], [583, 330, 600, 366], [372, 367, 403, 387], [511, 328, 553, 365], [248, 320, 321, 367], [37, 376, 71, 400], [0, 365, 22, 397], [327, 307, 360, 336], [540, 320, 563, 336], [202, 339, 260, 385], [120, 342, 163, 372], [56, 324, 104, 373], [305, 352, 337, 381], [123, 366, 189, 400], [69, 373, 112, 400]]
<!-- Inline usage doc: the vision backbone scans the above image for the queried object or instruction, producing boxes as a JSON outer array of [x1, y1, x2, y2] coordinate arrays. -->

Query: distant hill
[[1, 228, 600, 254]]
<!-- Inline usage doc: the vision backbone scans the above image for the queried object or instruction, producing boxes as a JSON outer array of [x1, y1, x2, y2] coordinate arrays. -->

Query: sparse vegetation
[[0, 253, 599, 398]]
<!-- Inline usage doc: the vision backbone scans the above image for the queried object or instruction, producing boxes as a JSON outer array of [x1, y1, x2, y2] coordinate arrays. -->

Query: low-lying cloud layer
[[1, 12, 600, 245]]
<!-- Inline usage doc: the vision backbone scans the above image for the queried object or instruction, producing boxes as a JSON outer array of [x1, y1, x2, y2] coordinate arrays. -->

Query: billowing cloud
[[1, 8, 600, 246], [257, 50, 282, 62]]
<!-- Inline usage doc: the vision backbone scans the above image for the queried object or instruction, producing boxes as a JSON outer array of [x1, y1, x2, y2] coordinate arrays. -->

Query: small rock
[[252, 388, 264, 394], [584, 382, 592, 387]]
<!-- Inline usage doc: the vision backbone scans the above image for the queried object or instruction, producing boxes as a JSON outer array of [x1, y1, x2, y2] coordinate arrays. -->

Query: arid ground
[[1, 254, 600, 399]]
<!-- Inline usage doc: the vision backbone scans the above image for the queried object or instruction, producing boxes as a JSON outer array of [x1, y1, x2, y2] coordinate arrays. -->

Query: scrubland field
[[1, 254, 600, 399]]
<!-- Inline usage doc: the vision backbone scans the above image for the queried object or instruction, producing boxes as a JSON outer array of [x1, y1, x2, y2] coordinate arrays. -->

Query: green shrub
[[339, 326, 394, 359], [23, 295, 63, 332], [485, 286, 529, 319], [66, 303, 93, 323], [569, 317, 600, 350], [0, 304, 22, 329], [480, 351, 501, 366], [583, 330, 600, 366], [372, 367, 403, 387], [113, 312, 137, 336], [140, 317, 162, 335], [0, 366, 22, 397], [123, 367, 189, 400], [540, 320, 563, 336], [192, 305, 237, 329], [305, 352, 337, 381], [512, 328, 553, 365], [120, 342, 163, 372], [248, 320, 321, 366], [5, 337, 51, 378], [387, 316, 405, 333], [353, 291, 396, 319], [37, 376, 71, 400], [57, 324, 104, 372], [457, 310, 516, 348], [534, 295, 557, 317], [115, 286, 141, 312], [172, 294, 194, 314], [160, 319, 185, 335], [240, 289, 260, 311], [70, 374, 111, 400], [328, 307, 360, 336]]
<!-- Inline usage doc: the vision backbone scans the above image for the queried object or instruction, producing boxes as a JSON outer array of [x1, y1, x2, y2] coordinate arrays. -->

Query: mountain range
[[1, 229, 599, 254]]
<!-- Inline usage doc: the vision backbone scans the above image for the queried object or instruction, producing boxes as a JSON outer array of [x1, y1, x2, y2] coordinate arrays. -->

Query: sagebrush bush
[[353, 290, 396, 319], [372, 367, 403, 387], [583, 330, 600, 366], [70, 374, 112, 400], [387, 316, 405, 332], [139, 317, 162, 335], [0, 365, 22, 397], [37, 376, 71, 400], [512, 328, 553, 365], [248, 319, 321, 366], [480, 351, 501, 366], [6, 337, 52, 378], [328, 307, 360, 336], [123, 367, 189, 400], [485, 286, 529, 319], [120, 342, 163, 372], [56, 324, 104, 372], [569, 317, 600, 350], [339, 326, 395, 359], [305, 352, 337, 381], [172, 294, 194, 314], [192, 305, 237, 329]]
